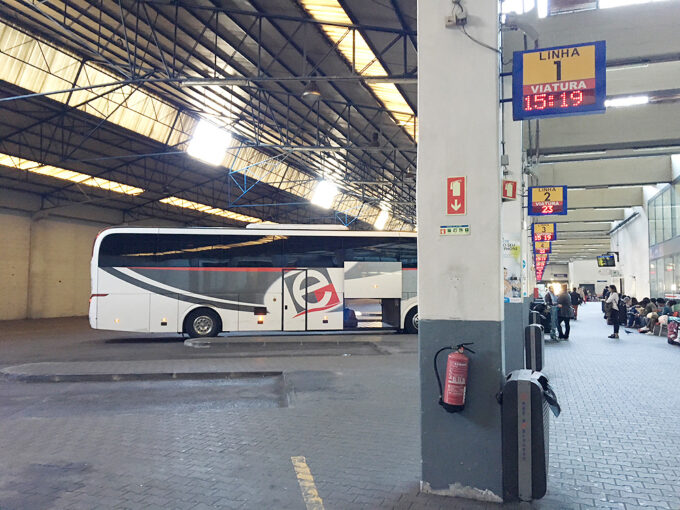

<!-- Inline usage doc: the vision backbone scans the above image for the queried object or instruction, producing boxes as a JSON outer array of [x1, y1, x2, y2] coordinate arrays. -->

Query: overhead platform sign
[[512, 41, 606, 120], [532, 223, 557, 241], [528, 186, 567, 216], [534, 241, 551, 254]]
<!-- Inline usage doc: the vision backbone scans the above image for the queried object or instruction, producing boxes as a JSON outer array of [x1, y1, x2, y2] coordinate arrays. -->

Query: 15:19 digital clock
[[523, 89, 596, 112]]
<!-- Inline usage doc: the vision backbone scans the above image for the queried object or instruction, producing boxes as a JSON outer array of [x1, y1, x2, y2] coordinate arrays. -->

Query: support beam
[[536, 156, 671, 188], [529, 103, 680, 155], [547, 209, 625, 223], [556, 222, 614, 233], [568, 188, 643, 209]]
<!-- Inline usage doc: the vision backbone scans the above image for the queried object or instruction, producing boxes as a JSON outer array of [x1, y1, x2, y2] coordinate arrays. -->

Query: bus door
[[282, 268, 344, 331], [282, 269, 307, 331]]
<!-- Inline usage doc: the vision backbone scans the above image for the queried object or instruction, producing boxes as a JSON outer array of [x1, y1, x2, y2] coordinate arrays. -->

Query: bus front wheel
[[185, 308, 221, 338], [404, 307, 419, 334]]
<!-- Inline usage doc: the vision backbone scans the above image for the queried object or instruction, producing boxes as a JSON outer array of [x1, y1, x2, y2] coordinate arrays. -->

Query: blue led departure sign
[[512, 41, 606, 120]]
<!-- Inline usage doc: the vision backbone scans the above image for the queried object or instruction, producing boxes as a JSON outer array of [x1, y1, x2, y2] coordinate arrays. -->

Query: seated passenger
[[662, 299, 673, 317], [641, 298, 659, 334], [627, 305, 645, 329], [673, 300, 680, 315]]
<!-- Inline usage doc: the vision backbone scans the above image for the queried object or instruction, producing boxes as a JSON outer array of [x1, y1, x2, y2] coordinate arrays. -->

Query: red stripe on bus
[[128, 267, 284, 272], [128, 266, 418, 272]]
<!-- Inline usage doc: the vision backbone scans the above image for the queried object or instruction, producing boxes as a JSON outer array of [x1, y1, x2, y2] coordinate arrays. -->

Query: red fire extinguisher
[[434, 343, 475, 413]]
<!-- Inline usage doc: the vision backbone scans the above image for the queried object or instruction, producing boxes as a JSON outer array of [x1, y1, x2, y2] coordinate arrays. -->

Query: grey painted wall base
[[420, 319, 505, 498], [504, 302, 525, 374]]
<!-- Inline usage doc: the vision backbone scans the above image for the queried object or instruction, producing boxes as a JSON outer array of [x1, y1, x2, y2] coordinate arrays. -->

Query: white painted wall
[[610, 207, 650, 299], [568, 260, 616, 296], [671, 154, 680, 181], [0, 210, 104, 319], [28, 217, 104, 318], [540, 264, 569, 282], [0, 203, 181, 320], [0, 211, 31, 319]]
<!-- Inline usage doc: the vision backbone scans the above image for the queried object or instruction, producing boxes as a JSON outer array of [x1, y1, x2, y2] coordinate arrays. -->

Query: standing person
[[605, 284, 620, 339], [545, 286, 558, 340], [570, 287, 582, 320], [578, 287, 586, 304], [544, 287, 556, 306], [602, 285, 611, 318], [557, 288, 573, 340]]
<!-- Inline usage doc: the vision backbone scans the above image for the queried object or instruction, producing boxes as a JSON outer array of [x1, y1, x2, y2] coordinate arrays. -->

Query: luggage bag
[[501, 370, 561, 502], [524, 324, 544, 371]]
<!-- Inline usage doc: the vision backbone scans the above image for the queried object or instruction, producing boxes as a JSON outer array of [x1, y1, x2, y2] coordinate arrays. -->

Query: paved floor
[[0, 303, 679, 509]]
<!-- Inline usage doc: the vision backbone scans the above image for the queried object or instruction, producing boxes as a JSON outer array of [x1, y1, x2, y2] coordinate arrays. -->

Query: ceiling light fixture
[[311, 180, 339, 209], [604, 95, 649, 108], [186, 119, 232, 166], [302, 80, 322, 102], [536, 0, 549, 17], [374, 208, 390, 230]]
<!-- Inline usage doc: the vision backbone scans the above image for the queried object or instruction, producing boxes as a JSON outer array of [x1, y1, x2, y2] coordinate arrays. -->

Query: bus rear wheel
[[404, 307, 419, 334], [185, 308, 221, 338]]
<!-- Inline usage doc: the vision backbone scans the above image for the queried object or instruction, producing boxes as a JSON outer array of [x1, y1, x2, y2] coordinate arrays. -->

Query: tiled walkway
[[0, 303, 678, 509]]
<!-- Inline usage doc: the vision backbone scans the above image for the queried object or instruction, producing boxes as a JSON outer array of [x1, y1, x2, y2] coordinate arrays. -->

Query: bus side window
[[226, 235, 283, 268], [283, 236, 342, 268], [156, 234, 223, 268], [344, 237, 400, 263], [400, 238, 417, 268], [99, 233, 157, 267]]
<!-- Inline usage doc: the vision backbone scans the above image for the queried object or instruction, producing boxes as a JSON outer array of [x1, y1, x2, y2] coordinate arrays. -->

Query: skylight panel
[[299, 0, 417, 140], [0, 153, 144, 195], [159, 196, 268, 224]]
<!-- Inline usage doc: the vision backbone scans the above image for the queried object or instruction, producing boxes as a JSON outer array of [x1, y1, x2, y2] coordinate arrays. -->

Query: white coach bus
[[89, 225, 418, 337]]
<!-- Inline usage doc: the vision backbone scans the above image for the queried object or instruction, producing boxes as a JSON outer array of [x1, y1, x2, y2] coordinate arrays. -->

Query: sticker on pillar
[[440, 225, 470, 236], [502, 180, 517, 200], [503, 234, 522, 303], [447, 177, 466, 215], [532, 222, 557, 241], [512, 41, 606, 120], [528, 186, 567, 216], [534, 241, 551, 254]]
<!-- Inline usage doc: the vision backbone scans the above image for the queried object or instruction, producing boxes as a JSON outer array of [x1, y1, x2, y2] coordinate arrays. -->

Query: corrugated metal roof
[[299, 0, 417, 141], [0, 19, 411, 230]]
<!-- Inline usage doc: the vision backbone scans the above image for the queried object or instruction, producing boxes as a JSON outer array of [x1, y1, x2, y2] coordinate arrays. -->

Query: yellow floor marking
[[291, 456, 325, 510]]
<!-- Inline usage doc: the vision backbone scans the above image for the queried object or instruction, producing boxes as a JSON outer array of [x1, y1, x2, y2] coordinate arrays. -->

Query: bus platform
[[0, 303, 679, 509]]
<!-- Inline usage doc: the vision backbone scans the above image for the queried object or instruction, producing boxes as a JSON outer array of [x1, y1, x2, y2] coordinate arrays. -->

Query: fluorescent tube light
[[186, 119, 232, 166], [311, 180, 339, 209], [604, 95, 649, 108], [599, 0, 666, 8], [374, 209, 390, 230]]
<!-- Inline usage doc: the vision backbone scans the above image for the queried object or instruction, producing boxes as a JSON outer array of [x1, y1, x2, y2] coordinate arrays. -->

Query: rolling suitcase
[[524, 324, 544, 371], [668, 316, 680, 345], [501, 370, 561, 502], [529, 310, 541, 325]]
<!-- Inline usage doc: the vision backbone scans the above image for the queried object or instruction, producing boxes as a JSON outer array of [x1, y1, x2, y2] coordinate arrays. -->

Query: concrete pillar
[[418, 0, 504, 501], [502, 75, 526, 374]]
